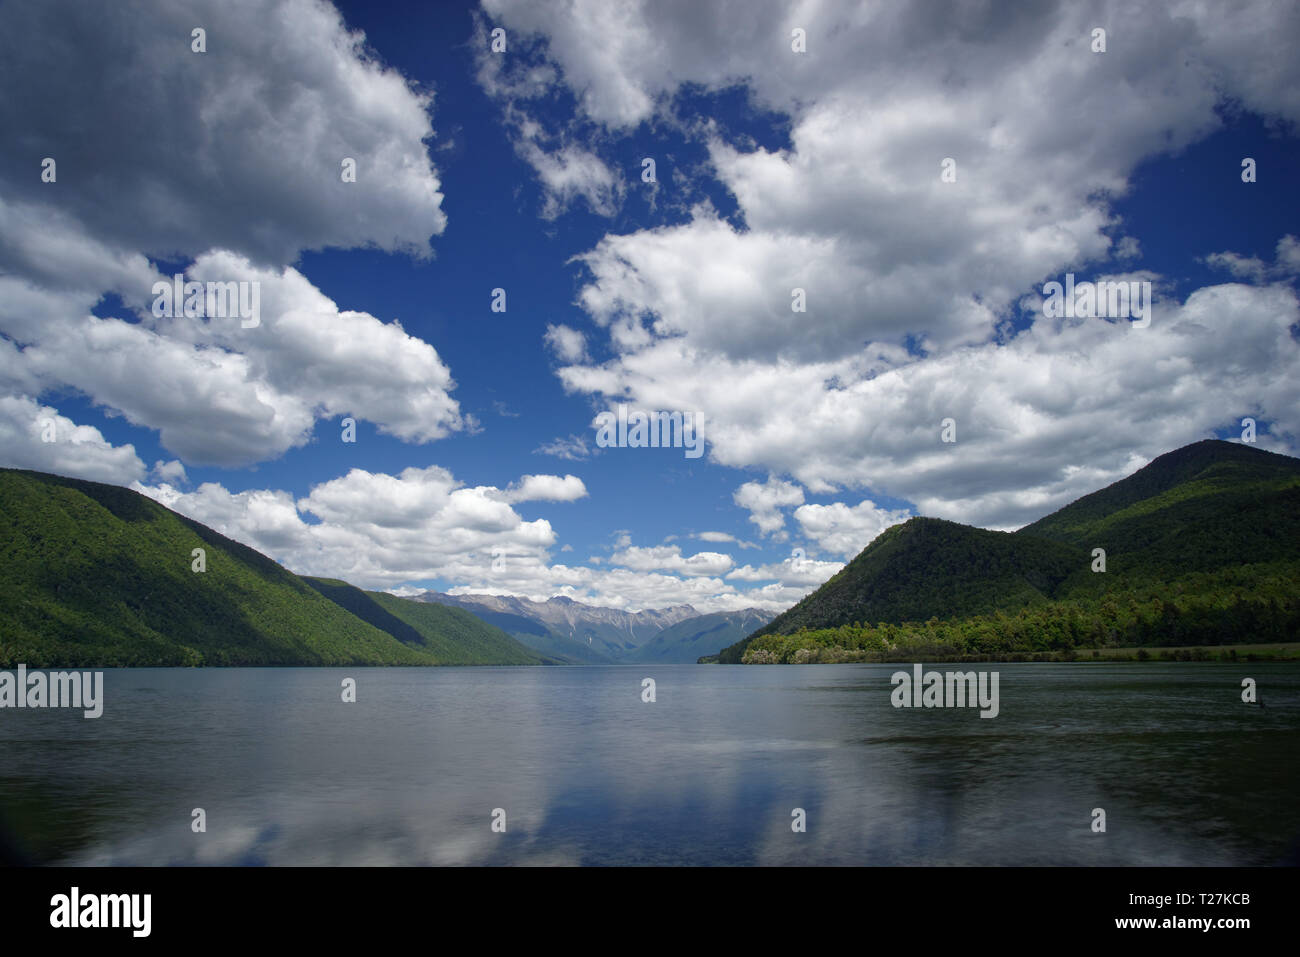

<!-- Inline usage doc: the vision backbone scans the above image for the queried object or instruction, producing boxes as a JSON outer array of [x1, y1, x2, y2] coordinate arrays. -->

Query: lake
[[2, 663, 1297, 865]]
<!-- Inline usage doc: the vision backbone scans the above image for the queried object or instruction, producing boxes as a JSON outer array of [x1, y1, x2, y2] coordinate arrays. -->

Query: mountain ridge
[[713, 439, 1300, 663], [0, 468, 541, 667], [415, 590, 775, 663]]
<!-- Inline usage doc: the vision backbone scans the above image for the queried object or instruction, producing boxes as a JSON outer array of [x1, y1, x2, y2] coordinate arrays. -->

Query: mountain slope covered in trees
[[0, 469, 540, 667], [714, 440, 1300, 663], [302, 578, 542, 665]]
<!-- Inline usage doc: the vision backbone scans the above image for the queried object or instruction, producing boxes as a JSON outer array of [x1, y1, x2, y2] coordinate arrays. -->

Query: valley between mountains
[[2, 439, 1295, 668]]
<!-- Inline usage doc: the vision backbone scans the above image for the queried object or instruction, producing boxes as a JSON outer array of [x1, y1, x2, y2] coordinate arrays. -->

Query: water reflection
[[1, 663, 1296, 865]]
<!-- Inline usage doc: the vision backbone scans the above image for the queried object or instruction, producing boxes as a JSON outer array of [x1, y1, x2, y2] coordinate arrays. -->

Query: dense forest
[[732, 563, 1298, 663], [712, 440, 1300, 663], [0, 469, 540, 667]]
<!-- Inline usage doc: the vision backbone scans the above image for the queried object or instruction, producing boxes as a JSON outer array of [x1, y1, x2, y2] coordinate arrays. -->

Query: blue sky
[[1, 0, 1298, 610]]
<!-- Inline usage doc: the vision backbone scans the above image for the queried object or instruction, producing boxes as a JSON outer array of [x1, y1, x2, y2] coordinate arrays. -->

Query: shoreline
[[700, 641, 1300, 664]]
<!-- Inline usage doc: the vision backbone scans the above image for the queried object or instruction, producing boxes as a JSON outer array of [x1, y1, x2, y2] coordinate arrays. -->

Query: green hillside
[[715, 440, 1300, 663], [0, 469, 540, 667], [303, 577, 543, 665], [1019, 439, 1300, 584], [738, 518, 1081, 646]]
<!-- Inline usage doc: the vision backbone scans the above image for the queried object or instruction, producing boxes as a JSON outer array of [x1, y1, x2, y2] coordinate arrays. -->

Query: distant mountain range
[[0, 469, 540, 667], [716, 439, 1300, 663], [414, 591, 775, 663]]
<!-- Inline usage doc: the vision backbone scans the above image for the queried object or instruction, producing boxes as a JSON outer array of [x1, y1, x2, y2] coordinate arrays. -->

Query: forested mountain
[[714, 440, 1300, 663], [0, 469, 539, 667], [738, 518, 1080, 643], [302, 578, 541, 665]]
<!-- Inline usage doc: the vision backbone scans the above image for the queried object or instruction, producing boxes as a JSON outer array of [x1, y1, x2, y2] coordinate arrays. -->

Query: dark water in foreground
[[1, 663, 1297, 865]]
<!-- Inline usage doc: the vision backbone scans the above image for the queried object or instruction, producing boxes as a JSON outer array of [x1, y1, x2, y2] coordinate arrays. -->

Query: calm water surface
[[2, 663, 1297, 865]]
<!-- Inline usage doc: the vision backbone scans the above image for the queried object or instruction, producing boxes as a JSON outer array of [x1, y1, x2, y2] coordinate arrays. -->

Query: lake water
[[2, 663, 1297, 866]]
